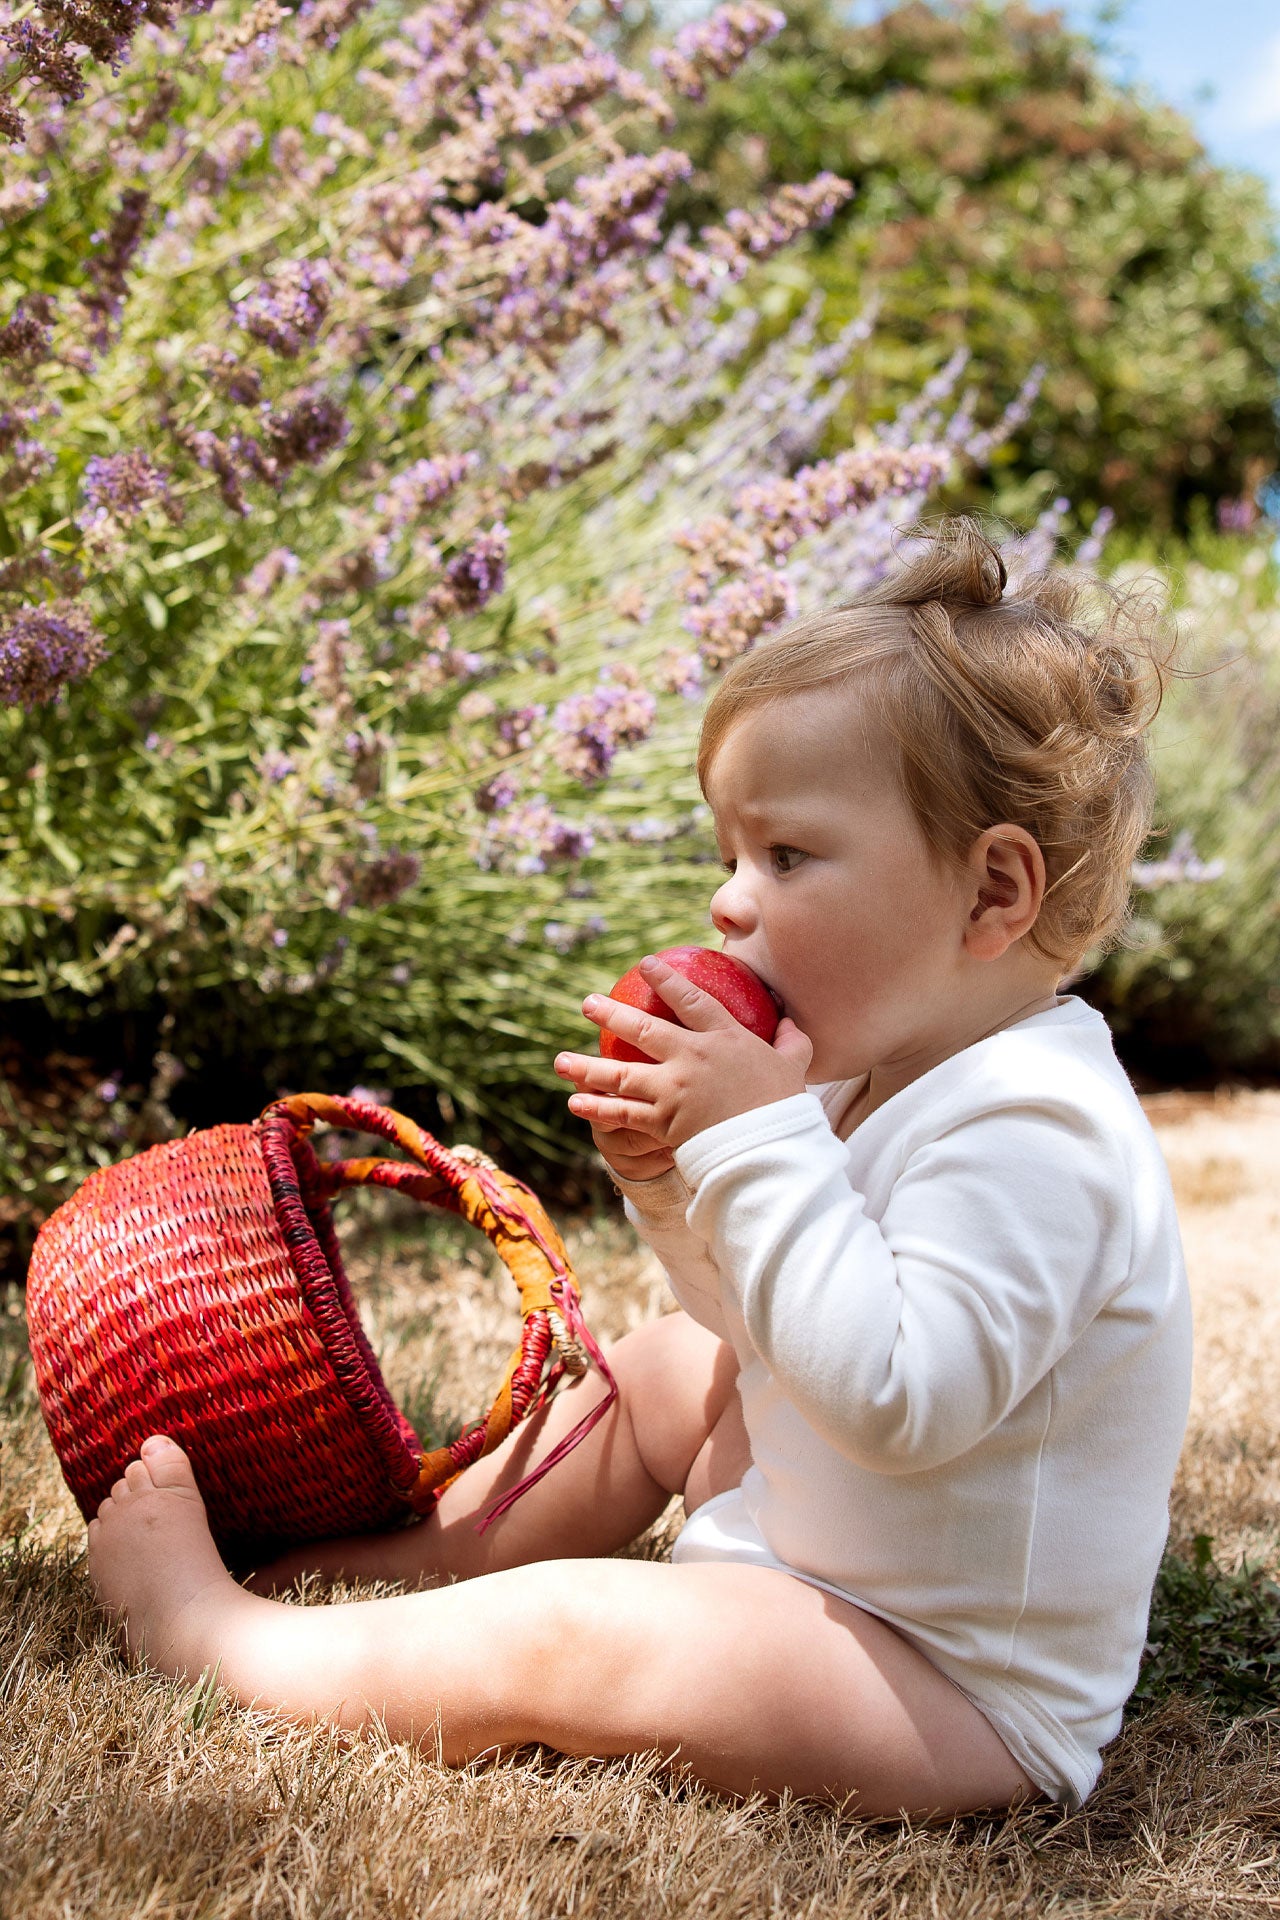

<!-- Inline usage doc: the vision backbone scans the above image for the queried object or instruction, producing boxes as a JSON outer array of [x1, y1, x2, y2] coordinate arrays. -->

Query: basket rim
[[256, 1109, 423, 1494]]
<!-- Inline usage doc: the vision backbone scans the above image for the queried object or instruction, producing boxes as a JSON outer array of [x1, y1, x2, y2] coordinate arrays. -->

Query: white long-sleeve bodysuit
[[614, 998, 1192, 1808]]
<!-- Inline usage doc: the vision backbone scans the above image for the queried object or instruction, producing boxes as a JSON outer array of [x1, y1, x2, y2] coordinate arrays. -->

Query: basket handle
[[259, 1092, 616, 1532]]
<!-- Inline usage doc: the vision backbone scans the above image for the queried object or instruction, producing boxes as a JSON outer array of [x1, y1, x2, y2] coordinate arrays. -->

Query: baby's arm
[[675, 1093, 1127, 1473], [582, 1110, 732, 1339], [610, 1164, 734, 1341]]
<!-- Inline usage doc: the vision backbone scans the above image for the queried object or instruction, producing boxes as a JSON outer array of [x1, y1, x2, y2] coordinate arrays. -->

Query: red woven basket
[[25, 1092, 614, 1562]]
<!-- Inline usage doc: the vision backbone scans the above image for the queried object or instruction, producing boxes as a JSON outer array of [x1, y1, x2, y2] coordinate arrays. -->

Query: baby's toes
[[137, 1434, 205, 1503]]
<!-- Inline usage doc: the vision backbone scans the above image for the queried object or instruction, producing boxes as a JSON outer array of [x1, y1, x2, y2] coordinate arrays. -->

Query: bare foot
[[87, 1435, 246, 1680]]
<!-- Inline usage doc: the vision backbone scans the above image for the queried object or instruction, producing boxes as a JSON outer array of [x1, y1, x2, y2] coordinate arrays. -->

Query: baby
[[87, 517, 1191, 1816]]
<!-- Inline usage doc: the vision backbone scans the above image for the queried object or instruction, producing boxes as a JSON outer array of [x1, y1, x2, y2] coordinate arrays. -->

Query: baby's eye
[[769, 845, 808, 874], [719, 855, 736, 875]]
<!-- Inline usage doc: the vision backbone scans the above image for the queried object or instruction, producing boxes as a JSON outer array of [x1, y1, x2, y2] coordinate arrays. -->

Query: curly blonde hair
[[696, 517, 1172, 969]]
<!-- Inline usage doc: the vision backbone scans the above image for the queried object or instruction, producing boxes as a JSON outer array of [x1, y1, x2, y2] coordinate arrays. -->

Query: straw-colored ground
[[2, 1092, 1277, 1918]]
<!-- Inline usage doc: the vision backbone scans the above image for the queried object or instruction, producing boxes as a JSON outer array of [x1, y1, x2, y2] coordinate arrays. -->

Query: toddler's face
[[705, 683, 968, 1085]]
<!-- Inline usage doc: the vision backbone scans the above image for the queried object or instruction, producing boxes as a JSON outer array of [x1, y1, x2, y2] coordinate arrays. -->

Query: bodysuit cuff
[[609, 1165, 693, 1227], [674, 1092, 832, 1192]]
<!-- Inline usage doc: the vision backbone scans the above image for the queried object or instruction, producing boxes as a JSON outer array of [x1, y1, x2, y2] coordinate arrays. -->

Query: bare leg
[[247, 1311, 746, 1594], [88, 1436, 1037, 1815]]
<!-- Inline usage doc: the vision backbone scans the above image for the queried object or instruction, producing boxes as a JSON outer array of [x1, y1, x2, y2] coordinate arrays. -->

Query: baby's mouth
[[718, 941, 786, 1018]]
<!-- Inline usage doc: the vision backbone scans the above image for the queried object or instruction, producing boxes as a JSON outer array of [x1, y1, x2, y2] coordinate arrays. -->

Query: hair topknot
[[696, 515, 1176, 970], [867, 515, 1009, 610]]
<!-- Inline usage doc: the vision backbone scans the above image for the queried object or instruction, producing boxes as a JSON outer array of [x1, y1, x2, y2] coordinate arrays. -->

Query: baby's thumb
[[772, 1016, 813, 1065]]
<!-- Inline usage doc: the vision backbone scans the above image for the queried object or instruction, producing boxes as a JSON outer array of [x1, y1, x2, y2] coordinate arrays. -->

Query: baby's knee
[[485, 1558, 668, 1753], [606, 1312, 739, 1493], [607, 1309, 734, 1409]]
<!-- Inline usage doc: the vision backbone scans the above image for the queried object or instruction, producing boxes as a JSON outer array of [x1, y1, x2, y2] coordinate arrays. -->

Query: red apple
[[600, 946, 781, 1065]]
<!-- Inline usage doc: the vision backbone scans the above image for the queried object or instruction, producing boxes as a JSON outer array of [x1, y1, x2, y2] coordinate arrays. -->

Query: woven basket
[[25, 1091, 613, 1561]]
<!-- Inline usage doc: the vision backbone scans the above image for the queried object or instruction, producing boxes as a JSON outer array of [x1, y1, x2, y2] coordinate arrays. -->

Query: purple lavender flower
[[473, 795, 595, 873], [1074, 507, 1115, 572], [1, 18, 86, 115], [259, 392, 349, 474], [964, 367, 1044, 466], [474, 770, 520, 813], [196, 348, 264, 406], [374, 452, 479, 529], [0, 437, 55, 499], [80, 187, 149, 351], [625, 815, 679, 843], [444, 523, 509, 612], [182, 429, 250, 516], [651, 3, 785, 101], [80, 449, 175, 524], [411, 643, 486, 691], [0, 0, 211, 143], [0, 546, 82, 596], [733, 445, 952, 556], [295, 0, 374, 51], [241, 547, 300, 598], [234, 261, 332, 359], [656, 648, 704, 699], [480, 53, 621, 136], [683, 566, 797, 668], [307, 618, 353, 706], [0, 406, 39, 454], [666, 176, 851, 293], [0, 599, 105, 708], [1005, 496, 1071, 581], [551, 665, 656, 786], [1131, 831, 1226, 890], [496, 702, 546, 752], [0, 295, 55, 369], [432, 152, 693, 351], [334, 847, 422, 908]]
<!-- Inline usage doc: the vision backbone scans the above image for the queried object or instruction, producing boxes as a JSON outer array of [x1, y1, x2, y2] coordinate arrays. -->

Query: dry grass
[[2, 1098, 1278, 1918]]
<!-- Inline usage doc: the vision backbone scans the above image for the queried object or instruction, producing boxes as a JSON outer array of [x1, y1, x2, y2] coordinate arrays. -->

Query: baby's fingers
[[598, 1137, 676, 1182], [578, 992, 684, 1062], [553, 1049, 660, 1095], [567, 1090, 654, 1133]]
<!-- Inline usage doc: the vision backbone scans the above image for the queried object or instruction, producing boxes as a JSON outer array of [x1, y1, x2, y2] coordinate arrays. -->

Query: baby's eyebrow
[[719, 802, 822, 839]]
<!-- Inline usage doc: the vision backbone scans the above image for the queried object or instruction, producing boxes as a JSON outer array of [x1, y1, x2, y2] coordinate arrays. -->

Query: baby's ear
[[964, 826, 1045, 959]]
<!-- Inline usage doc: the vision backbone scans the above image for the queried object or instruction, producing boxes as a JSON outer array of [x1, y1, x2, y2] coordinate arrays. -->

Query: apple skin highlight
[[599, 947, 781, 1065]]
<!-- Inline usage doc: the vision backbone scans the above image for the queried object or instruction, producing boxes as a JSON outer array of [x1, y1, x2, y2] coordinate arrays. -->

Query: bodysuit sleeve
[[608, 1167, 733, 1342], [674, 1091, 1130, 1474]]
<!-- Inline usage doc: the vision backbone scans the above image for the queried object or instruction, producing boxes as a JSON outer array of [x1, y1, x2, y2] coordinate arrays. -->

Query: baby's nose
[[709, 875, 752, 936]]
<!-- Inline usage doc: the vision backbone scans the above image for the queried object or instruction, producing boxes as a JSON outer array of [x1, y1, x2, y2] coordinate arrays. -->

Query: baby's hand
[[588, 1121, 676, 1185], [554, 954, 812, 1152]]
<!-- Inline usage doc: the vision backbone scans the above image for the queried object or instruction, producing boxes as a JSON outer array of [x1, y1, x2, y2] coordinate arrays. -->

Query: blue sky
[[1060, 1, 1280, 207]]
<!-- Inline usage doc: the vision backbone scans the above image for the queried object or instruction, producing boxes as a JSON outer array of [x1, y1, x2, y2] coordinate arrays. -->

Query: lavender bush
[[1088, 542, 1280, 1076], [1, 0, 1038, 1173]]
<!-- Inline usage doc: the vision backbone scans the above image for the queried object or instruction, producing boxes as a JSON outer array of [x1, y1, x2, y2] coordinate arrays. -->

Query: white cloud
[[1229, 29, 1280, 132]]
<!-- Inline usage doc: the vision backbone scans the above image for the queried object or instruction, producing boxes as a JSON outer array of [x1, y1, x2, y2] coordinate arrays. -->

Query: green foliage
[[619, 0, 1280, 531], [1086, 542, 1280, 1075], [1135, 1534, 1280, 1716]]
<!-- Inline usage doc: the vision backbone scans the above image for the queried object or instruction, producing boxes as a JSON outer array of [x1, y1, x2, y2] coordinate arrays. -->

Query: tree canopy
[[621, 0, 1280, 531]]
